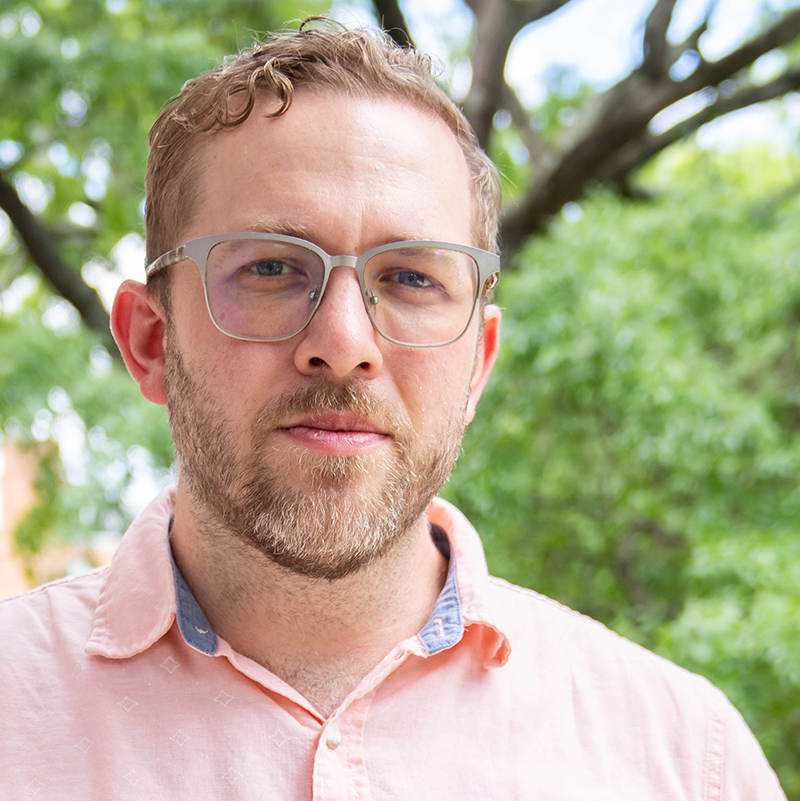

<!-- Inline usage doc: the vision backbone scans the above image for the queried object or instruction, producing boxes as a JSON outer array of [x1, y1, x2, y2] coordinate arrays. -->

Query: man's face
[[161, 90, 497, 579]]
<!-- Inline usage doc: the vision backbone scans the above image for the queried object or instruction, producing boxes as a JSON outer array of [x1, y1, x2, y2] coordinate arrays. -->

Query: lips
[[282, 412, 387, 435], [279, 412, 390, 455]]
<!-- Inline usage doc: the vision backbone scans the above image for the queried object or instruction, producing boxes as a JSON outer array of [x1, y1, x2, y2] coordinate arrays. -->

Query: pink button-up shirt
[[0, 487, 786, 799]]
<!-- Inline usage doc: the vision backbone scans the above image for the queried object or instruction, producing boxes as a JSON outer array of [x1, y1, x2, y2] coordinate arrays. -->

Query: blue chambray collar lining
[[416, 545, 463, 654], [167, 524, 464, 658], [169, 548, 218, 656]]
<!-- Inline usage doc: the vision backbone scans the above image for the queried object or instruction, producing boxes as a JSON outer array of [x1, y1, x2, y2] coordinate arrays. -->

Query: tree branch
[[499, 70, 668, 256], [597, 67, 800, 182], [499, 7, 800, 262], [462, 0, 517, 149], [516, 0, 574, 27], [501, 82, 559, 172], [370, 0, 414, 48], [682, 8, 800, 95], [642, 0, 680, 80], [463, 0, 573, 150], [0, 170, 117, 355]]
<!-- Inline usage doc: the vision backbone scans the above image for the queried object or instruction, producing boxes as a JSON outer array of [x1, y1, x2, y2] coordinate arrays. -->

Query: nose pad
[[300, 254, 361, 330]]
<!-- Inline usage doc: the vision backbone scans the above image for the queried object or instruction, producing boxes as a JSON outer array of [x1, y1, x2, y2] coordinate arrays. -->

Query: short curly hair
[[144, 21, 501, 306]]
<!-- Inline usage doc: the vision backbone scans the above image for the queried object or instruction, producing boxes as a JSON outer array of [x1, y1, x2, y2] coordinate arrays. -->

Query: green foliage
[[0, 0, 325, 257], [488, 66, 594, 200], [0, 271, 173, 546], [446, 146, 800, 795], [0, 0, 329, 545]]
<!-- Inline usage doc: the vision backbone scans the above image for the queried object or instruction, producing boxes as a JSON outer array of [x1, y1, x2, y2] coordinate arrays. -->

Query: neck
[[169, 483, 448, 717]]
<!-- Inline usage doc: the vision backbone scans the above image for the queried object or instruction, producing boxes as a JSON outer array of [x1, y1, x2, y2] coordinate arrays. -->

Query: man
[[0, 22, 786, 799]]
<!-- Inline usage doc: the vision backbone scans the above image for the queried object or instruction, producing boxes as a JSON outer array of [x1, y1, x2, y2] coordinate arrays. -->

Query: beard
[[164, 336, 468, 580]]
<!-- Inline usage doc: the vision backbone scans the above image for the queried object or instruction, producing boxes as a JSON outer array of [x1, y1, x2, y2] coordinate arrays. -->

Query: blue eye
[[253, 259, 289, 276], [395, 270, 430, 288]]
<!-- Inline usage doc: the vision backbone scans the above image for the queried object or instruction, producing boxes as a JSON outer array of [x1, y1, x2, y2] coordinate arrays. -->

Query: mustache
[[250, 379, 411, 442]]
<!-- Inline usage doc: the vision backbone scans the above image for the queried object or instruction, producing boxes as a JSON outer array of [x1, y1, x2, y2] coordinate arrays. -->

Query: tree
[[446, 145, 800, 794], [4, 1, 800, 333], [0, 0, 326, 346]]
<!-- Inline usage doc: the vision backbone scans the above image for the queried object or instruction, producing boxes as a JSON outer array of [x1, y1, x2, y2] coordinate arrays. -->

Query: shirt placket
[[311, 702, 367, 801], [310, 642, 423, 801]]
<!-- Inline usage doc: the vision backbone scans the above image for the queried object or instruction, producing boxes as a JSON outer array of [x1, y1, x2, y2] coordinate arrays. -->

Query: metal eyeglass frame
[[145, 232, 501, 348]]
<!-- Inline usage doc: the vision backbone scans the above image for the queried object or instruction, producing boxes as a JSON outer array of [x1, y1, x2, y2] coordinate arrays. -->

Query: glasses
[[145, 233, 500, 347]]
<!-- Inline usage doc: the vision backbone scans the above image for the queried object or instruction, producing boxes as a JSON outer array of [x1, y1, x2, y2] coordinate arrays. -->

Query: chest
[[5, 648, 706, 801]]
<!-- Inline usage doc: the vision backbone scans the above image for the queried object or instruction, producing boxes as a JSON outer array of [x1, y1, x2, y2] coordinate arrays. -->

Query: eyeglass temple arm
[[145, 245, 186, 280]]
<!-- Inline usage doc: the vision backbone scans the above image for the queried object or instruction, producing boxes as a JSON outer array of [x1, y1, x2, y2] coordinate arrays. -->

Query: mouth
[[279, 412, 391, 455], [283, 412, 386, 434]]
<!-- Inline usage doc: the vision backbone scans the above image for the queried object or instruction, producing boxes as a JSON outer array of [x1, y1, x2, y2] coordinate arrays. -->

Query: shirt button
[[325, 722, 342, 750]]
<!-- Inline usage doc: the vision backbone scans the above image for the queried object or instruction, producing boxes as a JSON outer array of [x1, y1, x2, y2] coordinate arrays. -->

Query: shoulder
[[488, 575, 719, 698], [0, 568, 107, 653], [483, 577, 785, 800], [1, 567, 107, 610]]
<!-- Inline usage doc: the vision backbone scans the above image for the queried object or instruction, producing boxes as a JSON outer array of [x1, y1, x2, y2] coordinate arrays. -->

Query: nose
[[293, 265, 384, 379]]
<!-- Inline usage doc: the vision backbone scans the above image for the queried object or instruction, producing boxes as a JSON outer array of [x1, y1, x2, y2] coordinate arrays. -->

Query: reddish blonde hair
[[145, 22, 501, 273]]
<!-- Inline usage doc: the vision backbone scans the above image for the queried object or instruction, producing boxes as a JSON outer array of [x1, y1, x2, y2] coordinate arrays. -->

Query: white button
[[325, 722, 341, 750]]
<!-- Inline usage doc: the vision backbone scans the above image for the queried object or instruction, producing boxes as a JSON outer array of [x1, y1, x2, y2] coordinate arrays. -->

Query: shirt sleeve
[[707, 686, 787, 801]]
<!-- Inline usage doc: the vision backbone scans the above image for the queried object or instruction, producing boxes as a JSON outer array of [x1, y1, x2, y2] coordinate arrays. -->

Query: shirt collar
[[85, 486, 178, 658], [428, 497, 511, 666], [416, 548, 462, 653], [86, 488, 511, 667], [171, 549, 218, 655]]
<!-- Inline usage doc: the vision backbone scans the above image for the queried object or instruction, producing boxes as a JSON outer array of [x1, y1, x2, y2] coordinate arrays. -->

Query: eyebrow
[[240, 219, 316, 241], [236, 219, 447, 250]]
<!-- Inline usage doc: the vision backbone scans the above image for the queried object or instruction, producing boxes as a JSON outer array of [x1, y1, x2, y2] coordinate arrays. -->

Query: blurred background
[[2, 0, 800, 793]]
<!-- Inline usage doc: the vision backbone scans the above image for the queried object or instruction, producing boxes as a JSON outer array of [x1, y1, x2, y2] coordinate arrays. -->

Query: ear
[[110, 280, 168, 405], [465, 304, 501, 424]]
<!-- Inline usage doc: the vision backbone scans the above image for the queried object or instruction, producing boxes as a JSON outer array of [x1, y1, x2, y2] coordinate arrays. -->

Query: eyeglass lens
[[203, 237, 480, 345]]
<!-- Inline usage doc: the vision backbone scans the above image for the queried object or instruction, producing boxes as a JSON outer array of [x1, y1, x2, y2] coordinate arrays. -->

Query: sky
[[503, 0, 800, 148], [505, 0, 789, 102], [385, 0, 800, 149]]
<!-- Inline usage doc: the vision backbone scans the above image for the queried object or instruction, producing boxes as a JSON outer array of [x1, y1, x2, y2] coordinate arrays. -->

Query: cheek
[[171, 324, 273, 425], [171, 269, 221, 349], [390, 346, 475, 429], [171, 271, 286, 401], [204, 346, 293, 422]]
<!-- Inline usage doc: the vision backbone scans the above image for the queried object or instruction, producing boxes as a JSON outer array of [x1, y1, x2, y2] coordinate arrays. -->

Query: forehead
[[185, 90, 474, 250]]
